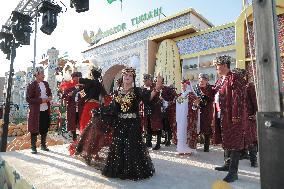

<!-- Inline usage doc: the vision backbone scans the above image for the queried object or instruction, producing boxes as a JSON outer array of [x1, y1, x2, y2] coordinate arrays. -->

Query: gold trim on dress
[[115, 88, 136, 112]]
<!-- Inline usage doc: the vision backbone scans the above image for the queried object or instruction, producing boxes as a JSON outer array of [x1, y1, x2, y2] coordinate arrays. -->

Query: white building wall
[[190, 13, 212, 30]]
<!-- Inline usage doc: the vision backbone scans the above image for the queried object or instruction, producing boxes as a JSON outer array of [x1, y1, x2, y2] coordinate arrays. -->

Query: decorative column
[[46, 47, 59, 103], [25, 67, 34, 85], [12, 71, 25, 105], [12, 71, 27, 119]]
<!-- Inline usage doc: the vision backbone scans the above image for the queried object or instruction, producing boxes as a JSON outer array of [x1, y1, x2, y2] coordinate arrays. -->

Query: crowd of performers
[[26, 55, 258, 183]]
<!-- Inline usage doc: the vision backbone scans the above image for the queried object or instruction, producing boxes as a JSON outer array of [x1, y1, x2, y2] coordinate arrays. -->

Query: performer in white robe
[[176, 80, 199, 155]]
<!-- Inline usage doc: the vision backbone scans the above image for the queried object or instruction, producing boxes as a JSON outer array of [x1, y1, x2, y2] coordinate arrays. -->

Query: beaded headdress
[[122, 67, 136, 77]]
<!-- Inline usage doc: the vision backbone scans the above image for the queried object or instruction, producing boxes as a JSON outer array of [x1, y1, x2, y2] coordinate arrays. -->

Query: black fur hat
[[91, 67, 102, 79], [71, 72, 82, 78]]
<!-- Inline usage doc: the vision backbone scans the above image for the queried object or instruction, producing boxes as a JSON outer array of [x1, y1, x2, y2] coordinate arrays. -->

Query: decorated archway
[[155, 39, 182, 93]]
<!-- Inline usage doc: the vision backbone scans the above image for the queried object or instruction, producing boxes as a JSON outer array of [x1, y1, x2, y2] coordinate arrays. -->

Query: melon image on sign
[[155, 39, 182, 93]]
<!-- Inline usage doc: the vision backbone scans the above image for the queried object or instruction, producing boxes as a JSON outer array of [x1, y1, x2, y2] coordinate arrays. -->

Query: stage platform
[[0, 144, 260, 189]]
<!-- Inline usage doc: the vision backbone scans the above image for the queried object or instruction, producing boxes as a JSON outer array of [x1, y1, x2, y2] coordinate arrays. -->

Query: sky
[[0, 0, 245, 77]]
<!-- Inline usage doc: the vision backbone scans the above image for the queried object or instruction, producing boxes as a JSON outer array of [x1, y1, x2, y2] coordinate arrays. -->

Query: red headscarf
[[59, 80, 78, 92]]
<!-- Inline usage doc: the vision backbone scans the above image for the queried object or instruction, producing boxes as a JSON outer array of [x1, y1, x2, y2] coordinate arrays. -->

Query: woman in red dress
[[72, 67, 112, 166]]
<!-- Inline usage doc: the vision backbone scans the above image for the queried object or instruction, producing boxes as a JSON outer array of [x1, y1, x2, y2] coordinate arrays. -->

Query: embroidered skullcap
[[213, 55, 232, 65], [32, 66, 44, 76], [198, 73, 209, 80]]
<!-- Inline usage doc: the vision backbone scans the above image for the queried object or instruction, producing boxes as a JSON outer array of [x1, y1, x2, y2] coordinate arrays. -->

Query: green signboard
[[131, 7, 163, 26], [107, 0, 120, 4], [84, 7, 163, 45]]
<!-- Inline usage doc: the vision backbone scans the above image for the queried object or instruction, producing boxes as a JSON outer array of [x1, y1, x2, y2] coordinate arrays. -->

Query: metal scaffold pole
[[33, 9, 38, 69], [0, 0, 45, 151], [0, 39, 16, 152]]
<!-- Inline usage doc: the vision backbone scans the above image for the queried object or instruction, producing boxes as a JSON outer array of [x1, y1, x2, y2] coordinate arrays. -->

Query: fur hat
[[198, 73, 209, 80], [213, 55, 232, 65], [71, 72, 82, 78], [143, 73, 153, 81], [90, 66, 102, 79], [32, 66, 44, 76]]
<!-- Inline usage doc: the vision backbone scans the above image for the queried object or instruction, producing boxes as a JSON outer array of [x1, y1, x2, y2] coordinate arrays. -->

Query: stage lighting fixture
[[38, 1, 62, 35], [70, 0, 89, 13], [0, 32, 13, 55], [11, 11, 32, 45]]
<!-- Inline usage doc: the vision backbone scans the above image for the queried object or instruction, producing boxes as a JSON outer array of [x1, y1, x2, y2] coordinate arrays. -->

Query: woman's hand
[[248, 115, 256, 121]]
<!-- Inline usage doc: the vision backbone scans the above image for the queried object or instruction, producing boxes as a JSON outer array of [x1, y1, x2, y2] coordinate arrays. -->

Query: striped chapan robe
[[211, 71, 246, 151]]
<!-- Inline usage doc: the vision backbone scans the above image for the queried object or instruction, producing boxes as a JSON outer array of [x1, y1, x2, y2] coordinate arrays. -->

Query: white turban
[[181, 80, 194, 98]]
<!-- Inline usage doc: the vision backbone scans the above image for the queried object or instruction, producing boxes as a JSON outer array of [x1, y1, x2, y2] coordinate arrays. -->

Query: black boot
[[72, 131, 77, 141], [249, 144, 258, 167], [153, 130, 161, 150], [161, 131, 167, 145], [165, 127, 172, 146], [41, 133, 50, 151], [199, 134, 205, 144], [31, 134, 37, 154], [204, 134, 210, 152], [146, 135, 152, 147], [223, 150, 240, 183], [215, 150, 231, 171], [240, 149, 249, 160], [165, 132, 171, 146]]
